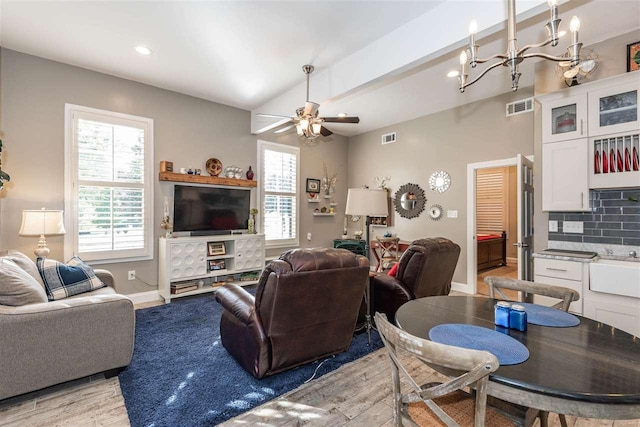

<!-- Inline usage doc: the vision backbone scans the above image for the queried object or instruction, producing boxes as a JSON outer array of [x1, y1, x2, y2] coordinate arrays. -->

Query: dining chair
[[484, 276, 579, 312], [484, 276, 577, 427], [375, 236, 400, 272], [375, 312, 516, 427]]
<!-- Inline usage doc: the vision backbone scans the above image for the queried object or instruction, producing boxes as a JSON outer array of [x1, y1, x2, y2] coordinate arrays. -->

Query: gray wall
[[533, 30, 640, 254], [346, 89, 535, 284], [0, 49, 347, 294]]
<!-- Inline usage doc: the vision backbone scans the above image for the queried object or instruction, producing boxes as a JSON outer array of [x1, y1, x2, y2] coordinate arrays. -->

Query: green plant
[[0, 139, 10, 190], [250, 208, 259, 215]]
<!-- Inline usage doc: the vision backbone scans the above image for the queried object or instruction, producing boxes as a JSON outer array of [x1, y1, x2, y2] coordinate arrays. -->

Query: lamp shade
[[19, 209, 66, 236], [345, 188, 388, 217]]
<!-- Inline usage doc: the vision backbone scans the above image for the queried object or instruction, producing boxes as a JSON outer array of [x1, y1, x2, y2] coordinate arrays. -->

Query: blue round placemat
[[429, 324, 529, 366], [519, 303, 580, 327]]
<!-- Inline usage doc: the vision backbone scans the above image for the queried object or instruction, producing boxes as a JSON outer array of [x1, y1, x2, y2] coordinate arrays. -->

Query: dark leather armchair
[[215, 247, 370, 379], [372, 237, 460, 323]]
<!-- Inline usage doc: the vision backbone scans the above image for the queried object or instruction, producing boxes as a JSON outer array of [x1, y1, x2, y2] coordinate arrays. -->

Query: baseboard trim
[[126, 290, 162, 304], [451, 281, 474, 295]]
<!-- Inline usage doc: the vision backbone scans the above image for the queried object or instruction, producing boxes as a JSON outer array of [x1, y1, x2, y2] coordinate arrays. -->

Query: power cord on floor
[[304, 355, 336, 384]]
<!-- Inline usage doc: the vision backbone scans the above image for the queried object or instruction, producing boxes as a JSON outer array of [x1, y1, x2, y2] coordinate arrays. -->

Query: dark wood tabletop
[[395, 295, 640, 405]]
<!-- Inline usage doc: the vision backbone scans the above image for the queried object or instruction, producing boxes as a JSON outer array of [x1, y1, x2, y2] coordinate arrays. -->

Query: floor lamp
[[345, 188, 388, 344]]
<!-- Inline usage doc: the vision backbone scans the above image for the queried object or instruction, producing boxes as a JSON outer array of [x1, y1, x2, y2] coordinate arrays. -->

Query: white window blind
[[476, 168, 507, 234], [258, 141, 299, 247], [65, 105, 153, 263]]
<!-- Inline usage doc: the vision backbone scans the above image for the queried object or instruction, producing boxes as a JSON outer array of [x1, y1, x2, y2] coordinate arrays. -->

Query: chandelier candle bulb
[[570, 16, 580, 45], [548, 0, 558, 21]]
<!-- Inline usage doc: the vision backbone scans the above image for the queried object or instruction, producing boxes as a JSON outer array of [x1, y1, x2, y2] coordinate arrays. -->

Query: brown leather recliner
[[215, 247, 370, 379], [372, 237, 460, 323]]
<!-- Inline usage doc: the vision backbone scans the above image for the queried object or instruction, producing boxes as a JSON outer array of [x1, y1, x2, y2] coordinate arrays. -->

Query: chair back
[[484, 276, 579, 312], [396, 237, 460, 297], [375, 312, 499, 427], [255, 248, 369, 373], [376, 237, 400, 271]]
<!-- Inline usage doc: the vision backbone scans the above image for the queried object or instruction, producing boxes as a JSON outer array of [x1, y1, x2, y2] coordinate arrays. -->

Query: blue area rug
[[118, 290, 382, 426]]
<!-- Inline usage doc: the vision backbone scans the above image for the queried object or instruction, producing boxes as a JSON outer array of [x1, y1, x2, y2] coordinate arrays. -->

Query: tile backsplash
[[548, 189, 640, 246]]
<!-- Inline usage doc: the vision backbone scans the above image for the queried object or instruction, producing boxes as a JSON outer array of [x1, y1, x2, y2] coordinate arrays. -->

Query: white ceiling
[[0, 0, 442, 109], [1, 1, 639, 137]]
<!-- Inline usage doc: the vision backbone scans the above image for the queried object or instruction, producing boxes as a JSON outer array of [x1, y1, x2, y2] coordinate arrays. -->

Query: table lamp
[[19, 208, 66, 257], [345, 188, 388, 259]]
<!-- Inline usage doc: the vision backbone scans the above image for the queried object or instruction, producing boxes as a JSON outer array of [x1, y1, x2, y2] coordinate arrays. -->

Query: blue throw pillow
[[37, 256, 106, 301]]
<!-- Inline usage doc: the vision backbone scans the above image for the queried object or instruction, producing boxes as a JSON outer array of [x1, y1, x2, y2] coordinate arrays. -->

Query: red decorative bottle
[[246, 166, 254, 180]]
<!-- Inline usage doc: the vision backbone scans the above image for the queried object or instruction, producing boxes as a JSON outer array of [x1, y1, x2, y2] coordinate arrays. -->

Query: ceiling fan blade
[[256, 113, 293, 119], [319, 126, 333, 137], [304, 102, 320, 116], [563, 67, 580, 79], [321, 116, 360, 124], [558, 60, 573, 68], [580, 59, 596, 73], [274, 124, 296, 134]]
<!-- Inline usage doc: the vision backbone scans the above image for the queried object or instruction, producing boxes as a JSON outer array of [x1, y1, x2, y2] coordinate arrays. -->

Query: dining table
[[395, 295, 640, 421]]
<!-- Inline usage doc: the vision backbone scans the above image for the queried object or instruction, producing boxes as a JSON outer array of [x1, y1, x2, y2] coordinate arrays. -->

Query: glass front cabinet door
[[542, 93, 587, 143], [588, 80, 640, 137]]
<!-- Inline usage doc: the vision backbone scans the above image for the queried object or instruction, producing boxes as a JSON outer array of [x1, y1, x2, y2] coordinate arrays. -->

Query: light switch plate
[[563, 221, 584, 234], [447, 210, 458, 218], [549, 220, 558, 232]]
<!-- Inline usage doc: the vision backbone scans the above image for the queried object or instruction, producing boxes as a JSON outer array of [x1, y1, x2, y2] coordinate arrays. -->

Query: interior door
[[517, 154, 534, 281]]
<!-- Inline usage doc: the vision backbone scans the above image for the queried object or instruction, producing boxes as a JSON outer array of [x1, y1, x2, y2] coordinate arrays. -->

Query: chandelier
[[448, 0, 582, 92]]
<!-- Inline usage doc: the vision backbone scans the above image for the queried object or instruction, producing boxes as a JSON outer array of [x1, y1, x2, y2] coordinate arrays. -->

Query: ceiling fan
[[256, 65, 360, 139], [556, 48, 599, 87]]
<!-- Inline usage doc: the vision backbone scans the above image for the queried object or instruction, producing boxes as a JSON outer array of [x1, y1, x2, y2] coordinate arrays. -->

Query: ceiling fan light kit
[[449, 0, 584, 93], [257, 64, 360, 141]]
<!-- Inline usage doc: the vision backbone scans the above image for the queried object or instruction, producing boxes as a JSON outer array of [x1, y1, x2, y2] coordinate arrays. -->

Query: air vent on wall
[[506, 97, 533, 117], [381, 132, 396, 145]]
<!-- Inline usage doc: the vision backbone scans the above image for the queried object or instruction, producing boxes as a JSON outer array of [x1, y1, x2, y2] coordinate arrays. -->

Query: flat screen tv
[[173, 185, 251, 235]]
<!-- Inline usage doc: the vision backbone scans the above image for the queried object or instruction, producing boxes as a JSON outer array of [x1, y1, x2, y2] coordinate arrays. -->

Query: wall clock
[[428, 204, 443, 221], [429, 171, 451, 193]]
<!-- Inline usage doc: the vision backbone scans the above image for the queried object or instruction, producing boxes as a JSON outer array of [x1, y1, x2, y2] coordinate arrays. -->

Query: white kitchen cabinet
[[542, 93, 587, 143], [588, 78, 640, 137], [583, 294, 640, 338], [542, 138, 590, 212], [533, 258, 586, 314]]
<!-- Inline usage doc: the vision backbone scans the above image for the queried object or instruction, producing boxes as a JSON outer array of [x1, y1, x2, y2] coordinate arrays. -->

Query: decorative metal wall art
[[394, 183, 426, 219]]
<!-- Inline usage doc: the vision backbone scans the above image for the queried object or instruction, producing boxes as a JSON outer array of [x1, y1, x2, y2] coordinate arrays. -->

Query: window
[[64, 104, 153, 263], [257, 140, 299, 247]]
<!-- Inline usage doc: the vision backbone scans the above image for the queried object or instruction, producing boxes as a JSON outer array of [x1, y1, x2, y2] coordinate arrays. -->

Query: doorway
[[466, 155, 534, 296], [475, 165, 518, 296]]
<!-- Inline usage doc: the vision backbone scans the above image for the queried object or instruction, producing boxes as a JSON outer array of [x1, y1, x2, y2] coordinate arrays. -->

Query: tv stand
[[158, 234, 265, 303]]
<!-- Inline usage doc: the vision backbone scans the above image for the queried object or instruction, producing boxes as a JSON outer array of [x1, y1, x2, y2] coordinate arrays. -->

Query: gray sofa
[[0, 250, 135, 401]]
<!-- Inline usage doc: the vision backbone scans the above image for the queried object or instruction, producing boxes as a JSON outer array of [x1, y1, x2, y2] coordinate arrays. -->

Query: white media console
[[158, 234, 265, 303]]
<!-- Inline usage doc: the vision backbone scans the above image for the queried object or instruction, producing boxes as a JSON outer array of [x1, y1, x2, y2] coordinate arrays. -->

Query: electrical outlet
[[549, 220, 558, 232], [128, 270, 136, 281], [447, 210, 458, 218], [563, 221, 584, 234]]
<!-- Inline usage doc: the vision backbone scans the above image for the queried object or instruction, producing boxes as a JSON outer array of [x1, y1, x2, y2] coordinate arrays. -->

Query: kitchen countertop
[[533, 252, 640, 263]]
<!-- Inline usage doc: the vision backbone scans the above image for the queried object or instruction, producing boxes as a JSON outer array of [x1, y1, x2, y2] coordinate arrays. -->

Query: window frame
[[64, 104, 154, 264], [257, 140, 300, 249]]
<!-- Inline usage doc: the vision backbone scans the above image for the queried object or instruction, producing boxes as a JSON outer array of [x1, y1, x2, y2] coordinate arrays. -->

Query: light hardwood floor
[[1, 296, 638, 427]]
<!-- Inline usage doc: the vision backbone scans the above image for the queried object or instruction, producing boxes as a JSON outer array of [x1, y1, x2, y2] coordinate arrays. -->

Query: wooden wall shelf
[[159, 172, 257, 188]]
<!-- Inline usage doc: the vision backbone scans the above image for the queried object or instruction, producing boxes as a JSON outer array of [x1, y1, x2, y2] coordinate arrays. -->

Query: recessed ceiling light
[[337, 113, 348, 118], [135, 46, 153, 55]]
